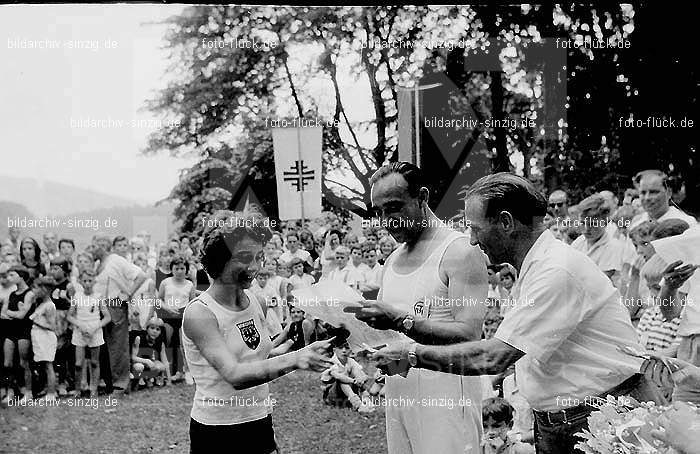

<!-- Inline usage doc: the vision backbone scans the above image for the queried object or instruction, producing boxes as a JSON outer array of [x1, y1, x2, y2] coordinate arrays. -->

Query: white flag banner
[[272, 127, 322, 220]]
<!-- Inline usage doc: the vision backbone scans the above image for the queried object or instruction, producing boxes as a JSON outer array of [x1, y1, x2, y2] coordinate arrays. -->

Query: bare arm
[[131, 336, 150, 365], [127, 271, 147, 300], [160, 342, 171, 381], [301, 319, 315, 346], [99, 302, 111, 328], [66, 303, 82, 330], [406, 241, 488, 344], [415, 337, 525, 376], [7, 291, 34, 319], [272, 324, 290, 348], [0, 297, 8, 319], [183, 303, 333, 390], [624, 261, 645, 318]]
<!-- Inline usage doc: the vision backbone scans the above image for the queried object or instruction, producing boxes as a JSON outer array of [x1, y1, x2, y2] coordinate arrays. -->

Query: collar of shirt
[[517, 229, 554, 279]]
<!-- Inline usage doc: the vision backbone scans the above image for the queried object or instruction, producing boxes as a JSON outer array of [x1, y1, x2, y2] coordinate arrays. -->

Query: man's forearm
[[410, 319, 481, 345], [128, 274, 147, 299], [415, 338, 517, 376]]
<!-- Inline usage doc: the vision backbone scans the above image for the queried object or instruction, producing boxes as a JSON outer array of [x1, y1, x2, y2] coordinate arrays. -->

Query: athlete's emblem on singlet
[[236, 319, 260, 350], [413, 300, 428, 317]]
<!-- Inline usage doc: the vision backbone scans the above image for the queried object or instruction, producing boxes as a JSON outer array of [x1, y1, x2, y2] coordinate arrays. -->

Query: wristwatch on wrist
[[401, 314, 415, 334], [407, 342, 418, 367]]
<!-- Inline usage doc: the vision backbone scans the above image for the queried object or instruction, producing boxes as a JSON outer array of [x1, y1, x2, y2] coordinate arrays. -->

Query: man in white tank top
[[352, 162, 489, 454]]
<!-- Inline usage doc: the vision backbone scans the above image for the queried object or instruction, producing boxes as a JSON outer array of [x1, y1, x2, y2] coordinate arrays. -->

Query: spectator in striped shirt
[[635, 219, 690, 355]]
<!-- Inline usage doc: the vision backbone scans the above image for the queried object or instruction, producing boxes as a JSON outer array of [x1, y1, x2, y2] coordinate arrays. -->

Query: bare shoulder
[[442, 235, 486, 270], [183, 300, 217, 336]]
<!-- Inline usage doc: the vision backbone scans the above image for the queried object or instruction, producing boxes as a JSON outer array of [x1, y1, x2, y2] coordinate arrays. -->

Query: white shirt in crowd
[[630, 206, 697, 230], [327, 264, 366, 289], [570, 231, 625, 275], [278, 248, 313, 266], [362, 263, 383, 289], [495, 230, 644, 411], [93, 254, 141, 300], [289, 273, 315, 290]]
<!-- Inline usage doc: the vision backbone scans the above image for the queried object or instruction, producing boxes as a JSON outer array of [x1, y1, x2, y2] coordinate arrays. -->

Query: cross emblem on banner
[[283, 160, 315, 192]]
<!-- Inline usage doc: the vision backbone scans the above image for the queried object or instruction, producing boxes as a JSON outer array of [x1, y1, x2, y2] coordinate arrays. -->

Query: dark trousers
[[54, 331, 74, 388], [164, 318, 182, 376], [103, 305, 130, 390], [189, 415, 277, 454], [534, 374, 667, 454]]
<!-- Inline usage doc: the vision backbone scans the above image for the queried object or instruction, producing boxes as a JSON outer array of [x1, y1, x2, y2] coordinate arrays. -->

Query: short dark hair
[[33, 275, 57, 291], [50, 256, 72, 275], [652, 219, 690, 240], [500, 270, 515, 281], [58, 238, 75, 250], [464, 172, 547, 226], [370, 161, 426, 198], [200, 210, 273, 280], [326, 325, 351, 348], [8, 265, 31, 283], [361, 243, 376, 254], [482, 397, 514, 425], [112, 236, 128, 246], [170, 254, 190, 273], [487, 264, 502, 273]]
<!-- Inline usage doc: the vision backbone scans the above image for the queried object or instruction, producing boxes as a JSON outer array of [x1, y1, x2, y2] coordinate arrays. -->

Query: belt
[[533, 403, 596, 426], [533, 374, 644, 427]]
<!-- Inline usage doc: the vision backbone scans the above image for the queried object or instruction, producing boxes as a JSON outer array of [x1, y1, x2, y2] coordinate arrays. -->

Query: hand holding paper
[[291, 280, 409, 353]]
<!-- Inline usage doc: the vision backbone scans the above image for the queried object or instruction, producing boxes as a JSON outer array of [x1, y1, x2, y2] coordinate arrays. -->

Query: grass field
[[0, 370, 387, 454]]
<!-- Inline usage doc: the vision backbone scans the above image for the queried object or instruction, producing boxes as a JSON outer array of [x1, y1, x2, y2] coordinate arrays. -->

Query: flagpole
[[297, 127, 305, 226]]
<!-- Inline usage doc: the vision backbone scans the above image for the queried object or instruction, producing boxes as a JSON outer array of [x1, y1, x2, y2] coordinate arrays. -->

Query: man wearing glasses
[[630, 170, 697, 229], [546, 190, 569, 219]]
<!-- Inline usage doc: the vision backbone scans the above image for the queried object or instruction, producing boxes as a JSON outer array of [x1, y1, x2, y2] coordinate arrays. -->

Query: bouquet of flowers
[[575, 395, 699, 454]]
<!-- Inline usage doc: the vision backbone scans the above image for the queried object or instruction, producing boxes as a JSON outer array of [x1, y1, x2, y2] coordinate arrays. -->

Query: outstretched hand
[[343, 300, 405, 331], [295, 337, 335, 372], [371, 340, 414, 377]]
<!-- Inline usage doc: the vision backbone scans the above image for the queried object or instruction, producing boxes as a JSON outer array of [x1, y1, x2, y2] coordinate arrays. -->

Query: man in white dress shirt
[[372, 172, 665, 454], [278, 232, 313, 267], [630, 170, 697, 229]]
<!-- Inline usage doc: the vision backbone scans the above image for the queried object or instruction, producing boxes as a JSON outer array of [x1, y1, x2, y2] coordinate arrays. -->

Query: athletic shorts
[[190, 415, 277, 454], [31, 327, 57, 362], [71, 321, 104, 348], [6, 319, 32, 341]]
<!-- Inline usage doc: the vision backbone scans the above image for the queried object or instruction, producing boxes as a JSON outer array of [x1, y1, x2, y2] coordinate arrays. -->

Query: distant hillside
[[0, 200, 35, 225], [0, 174, 142, 217], [2, 199, 179, 251]]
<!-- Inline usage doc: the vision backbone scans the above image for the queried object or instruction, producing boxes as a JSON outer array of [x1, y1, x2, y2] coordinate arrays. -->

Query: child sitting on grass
[[320, 328, 373, 413], [482, 397, 535, 454], [131, 317, 170, 389]]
